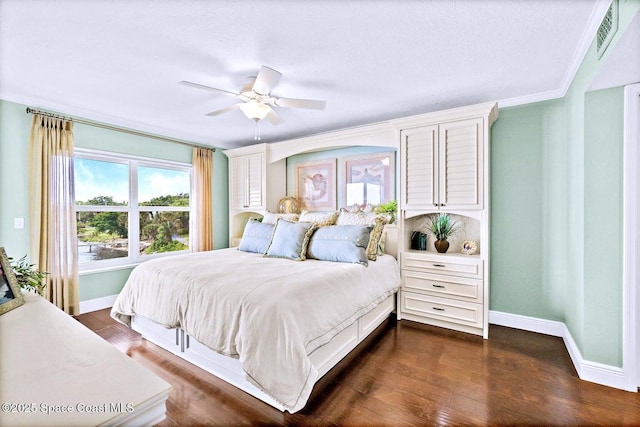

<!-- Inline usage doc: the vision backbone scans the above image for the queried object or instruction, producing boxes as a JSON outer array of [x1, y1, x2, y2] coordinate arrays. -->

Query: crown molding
[[0, 91, 218, 148], [498, 0, 614, 109]]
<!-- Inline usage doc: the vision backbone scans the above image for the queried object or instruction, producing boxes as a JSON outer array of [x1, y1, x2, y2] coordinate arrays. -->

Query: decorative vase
[[277, 196, 300, 214], [434, 239, 450, 253]]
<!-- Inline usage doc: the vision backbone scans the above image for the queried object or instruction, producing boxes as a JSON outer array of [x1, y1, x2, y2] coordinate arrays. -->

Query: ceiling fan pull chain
[[254, 120, 261, 141]]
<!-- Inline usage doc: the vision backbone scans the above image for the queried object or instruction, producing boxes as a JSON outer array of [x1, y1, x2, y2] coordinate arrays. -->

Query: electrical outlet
[[14, 218, 24, 229]]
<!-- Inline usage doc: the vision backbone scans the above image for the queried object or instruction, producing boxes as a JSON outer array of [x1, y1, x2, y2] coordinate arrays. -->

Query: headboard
[[382, 224, 398, 258]]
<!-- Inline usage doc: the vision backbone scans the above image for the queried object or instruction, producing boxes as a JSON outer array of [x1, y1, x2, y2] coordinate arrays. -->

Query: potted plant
[[10, 255, 47, 296], [427, 212, 459, 253], [374, 200, 398, 224]]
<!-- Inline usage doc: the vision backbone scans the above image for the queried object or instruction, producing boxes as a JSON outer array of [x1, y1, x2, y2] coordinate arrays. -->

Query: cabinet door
[[229, 154, 265, 210], [229, 156, 247, 210], [401, 125, 438, 210], [246, 153, 264, 209], [438, 118, 483, 209]]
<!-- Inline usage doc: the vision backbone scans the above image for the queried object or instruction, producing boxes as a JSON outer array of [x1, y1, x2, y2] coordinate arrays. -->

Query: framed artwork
[[0, 247, 25, 316], [343, 152, 395, 208], [296, 159, 337, 211]]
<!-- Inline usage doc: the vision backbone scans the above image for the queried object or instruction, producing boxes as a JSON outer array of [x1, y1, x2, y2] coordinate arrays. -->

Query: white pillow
[[298, 210, 339, 226], [261, 211, 299, 225]]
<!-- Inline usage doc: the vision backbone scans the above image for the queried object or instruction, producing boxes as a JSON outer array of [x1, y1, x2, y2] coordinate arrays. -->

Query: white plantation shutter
[[440, 118, 482, 209], [401, 125, 438, 209], [247, 154, 263, 209]]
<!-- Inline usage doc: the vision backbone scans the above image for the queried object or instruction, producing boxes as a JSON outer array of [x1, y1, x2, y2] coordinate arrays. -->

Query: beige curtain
[[192, 147, 214, 251], [28, 115, 79, 315]]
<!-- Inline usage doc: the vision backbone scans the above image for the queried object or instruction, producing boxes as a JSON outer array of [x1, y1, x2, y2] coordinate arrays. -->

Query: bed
[[111, 216, 400, 413]]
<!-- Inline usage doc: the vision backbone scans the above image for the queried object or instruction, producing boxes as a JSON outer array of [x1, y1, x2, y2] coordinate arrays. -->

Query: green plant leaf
[[9, 255, 48, 296], [426, 213, 459, 240]]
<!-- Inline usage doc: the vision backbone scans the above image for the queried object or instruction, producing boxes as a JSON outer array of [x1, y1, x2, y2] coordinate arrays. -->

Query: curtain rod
[[25, 107, 215, 152]]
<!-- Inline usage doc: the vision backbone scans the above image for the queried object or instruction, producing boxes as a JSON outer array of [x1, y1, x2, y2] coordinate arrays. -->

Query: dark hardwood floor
[[75, 309, 640, 426]]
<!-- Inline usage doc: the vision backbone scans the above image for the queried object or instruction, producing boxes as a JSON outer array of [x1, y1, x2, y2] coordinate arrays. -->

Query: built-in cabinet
[[392, 102, 498, 338], [223, 102, 497, 338], [224, 143, 286, 247], [400, 118, 484, 211]]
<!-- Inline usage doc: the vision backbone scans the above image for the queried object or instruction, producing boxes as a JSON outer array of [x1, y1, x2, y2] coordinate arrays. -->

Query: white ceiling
[[0, 0, 610, 149]]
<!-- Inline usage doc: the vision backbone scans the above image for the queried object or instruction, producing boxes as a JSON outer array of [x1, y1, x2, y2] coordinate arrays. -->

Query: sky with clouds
[[74, 158, 190, 204]]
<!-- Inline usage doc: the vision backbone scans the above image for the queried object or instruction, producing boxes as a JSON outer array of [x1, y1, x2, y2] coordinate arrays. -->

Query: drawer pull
[[432, 307, 445, 311], [432, 284, 445, 289], [433, 264, 446, 267]]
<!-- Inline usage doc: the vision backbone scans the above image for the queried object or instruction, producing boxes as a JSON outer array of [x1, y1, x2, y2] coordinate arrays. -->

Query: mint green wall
[[0, 99, 229, 303], [491, 3, 638, 367], [0, 100, 31, 260], [548, 1, 636, 366], [583, 87, 624, 365], [80, 268, 135, 301], [490, 100, 566, 321]]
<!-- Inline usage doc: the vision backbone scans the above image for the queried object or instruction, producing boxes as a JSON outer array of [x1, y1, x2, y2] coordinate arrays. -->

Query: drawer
[[402, 252, 483, 279], [402, 270, 483, 303], [401, 292, 483, 328]]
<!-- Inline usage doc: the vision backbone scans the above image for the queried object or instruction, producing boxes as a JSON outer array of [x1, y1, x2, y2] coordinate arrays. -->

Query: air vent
[[597, 0, 618, 59]]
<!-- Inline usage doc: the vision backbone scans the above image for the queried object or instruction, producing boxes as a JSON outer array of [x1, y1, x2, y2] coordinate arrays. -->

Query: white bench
[[0, 292, 170, 426]]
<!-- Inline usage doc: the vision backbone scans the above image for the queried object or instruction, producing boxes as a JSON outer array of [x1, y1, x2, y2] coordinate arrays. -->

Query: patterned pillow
[[265, 219, 317, 261], [306, 225, 372, 266], [238, 218, 275, 254], [298, 210, 339, 226], [262, 211, 299, 225], [336, 211, 377, 226], [366, 216, 388, 261], [336, 211, 388, 260]]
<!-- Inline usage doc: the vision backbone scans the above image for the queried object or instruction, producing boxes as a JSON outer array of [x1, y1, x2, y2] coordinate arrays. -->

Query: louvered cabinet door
[[438, 118, 483, 210], [229, 154, 265, 210], [246, 153, 264, 210], [401, 125, 438, 210], [229, 156, 248, 209]]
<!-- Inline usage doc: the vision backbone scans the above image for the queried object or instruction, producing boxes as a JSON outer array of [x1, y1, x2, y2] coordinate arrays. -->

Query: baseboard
[[79, 294, 118, 314], [489, 310, 565, 337], [489, 310, 630, 392]]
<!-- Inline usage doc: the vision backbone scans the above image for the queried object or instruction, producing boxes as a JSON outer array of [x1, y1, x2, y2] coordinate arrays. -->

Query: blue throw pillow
[[238, 219, 275, 254], [265, 219, 317, 261], [306, 225, 372, 265]]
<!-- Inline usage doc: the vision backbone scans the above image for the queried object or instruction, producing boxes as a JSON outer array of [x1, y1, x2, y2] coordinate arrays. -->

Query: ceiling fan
[[180, 66, 326, 127]]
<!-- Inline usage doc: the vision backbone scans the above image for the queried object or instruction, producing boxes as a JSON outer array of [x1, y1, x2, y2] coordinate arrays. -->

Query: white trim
[[74, 147, 191, 169], [558, 0, 613, 95], [498, 88, 565, 109], [490, 310, 628, 391], [497, 0, 613, 110], [623, 83, 640, 391], [75, 148, 193, 272], [489, 310, 564, 337], [79, 294, 118, 314], [3, 91, 213, 146]]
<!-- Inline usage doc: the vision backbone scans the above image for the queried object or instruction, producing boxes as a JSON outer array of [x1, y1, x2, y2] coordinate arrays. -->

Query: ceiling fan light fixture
[[182, 65, 324, 127], [239, 101, 271, 121]]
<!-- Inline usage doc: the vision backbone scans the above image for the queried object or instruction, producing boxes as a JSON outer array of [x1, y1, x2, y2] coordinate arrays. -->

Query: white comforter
[[111, 248, 400, 412]]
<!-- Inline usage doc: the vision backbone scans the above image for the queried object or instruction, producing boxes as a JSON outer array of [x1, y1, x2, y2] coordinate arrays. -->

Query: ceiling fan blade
[[265, 107, 282, 125], [205, 103, 242, 117], [252, 66, 282, 95], [274, 97, 326, 110], [180, 80, 239, 97]]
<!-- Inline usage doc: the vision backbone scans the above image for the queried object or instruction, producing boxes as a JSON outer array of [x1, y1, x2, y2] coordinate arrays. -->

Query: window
[[74, 149, 191, 270]]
